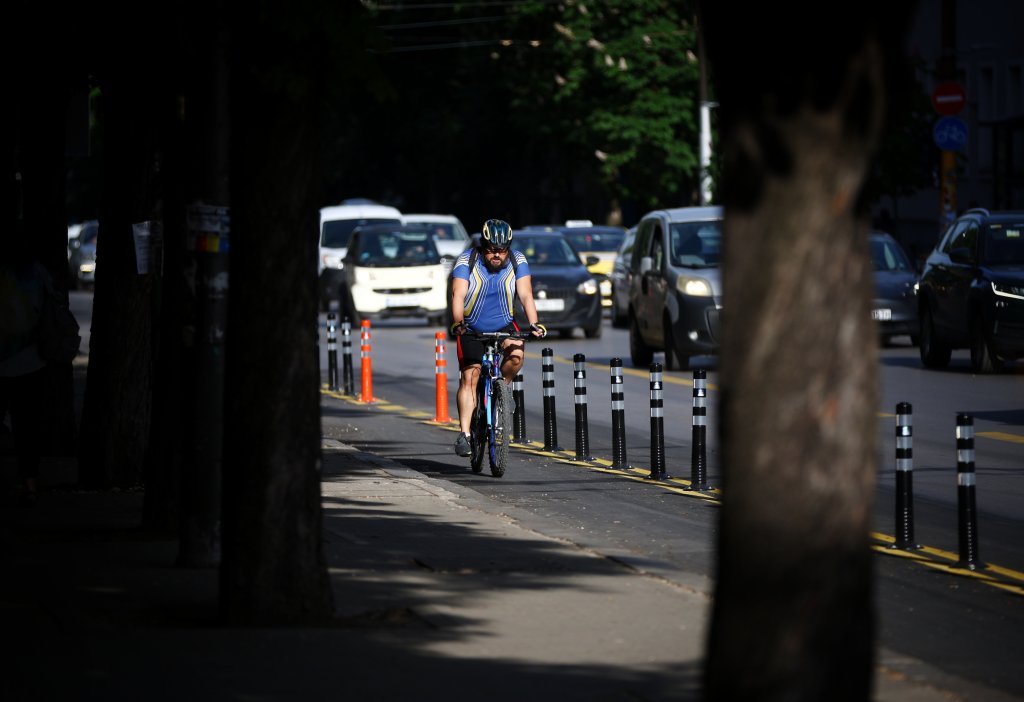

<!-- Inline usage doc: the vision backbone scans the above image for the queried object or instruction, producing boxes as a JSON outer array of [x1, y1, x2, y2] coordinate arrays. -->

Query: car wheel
[[918, 304, 951, 369], [341, 287, 361, 327], [629, 311, 654, 368], [584, 322, 602, 339], [969, 315, 1002, 374], [610, 292, 628, 329], [663, 316, 689, 371]]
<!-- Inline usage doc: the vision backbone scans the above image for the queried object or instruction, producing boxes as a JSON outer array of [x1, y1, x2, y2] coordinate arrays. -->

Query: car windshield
[[321, 218, 401, 249], [871, 237, 913, 272], [982, 223, 1024, 265], [562, 229, 625, 253], [406, 221, 467, 242], [669, 221, 721, 267], [355, 230, 439, 266], [518, 237, 579, 266]]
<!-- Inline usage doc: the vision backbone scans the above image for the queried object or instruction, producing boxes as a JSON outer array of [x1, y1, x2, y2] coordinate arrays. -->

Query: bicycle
[[466, 330, 532, 477]]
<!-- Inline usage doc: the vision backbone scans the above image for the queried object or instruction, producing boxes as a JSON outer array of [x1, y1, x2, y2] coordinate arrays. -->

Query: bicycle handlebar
[[465, 330, 535, 342]]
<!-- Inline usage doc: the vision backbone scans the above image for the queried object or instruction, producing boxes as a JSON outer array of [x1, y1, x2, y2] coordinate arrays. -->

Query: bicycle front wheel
[[470, 385, 487, 474], [490, 378, 513, 477]]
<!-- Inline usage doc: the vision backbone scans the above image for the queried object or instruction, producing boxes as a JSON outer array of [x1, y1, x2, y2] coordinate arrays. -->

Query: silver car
[[610, 225, 636, 328], [627, 207, 723, 370]]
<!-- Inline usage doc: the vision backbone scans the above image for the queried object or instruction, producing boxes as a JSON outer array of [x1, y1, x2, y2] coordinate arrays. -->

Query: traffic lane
[[320, 389, 720, 590]]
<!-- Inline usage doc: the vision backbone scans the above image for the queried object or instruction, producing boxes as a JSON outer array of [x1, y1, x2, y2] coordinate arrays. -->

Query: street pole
[[938, 0, 957, 234]]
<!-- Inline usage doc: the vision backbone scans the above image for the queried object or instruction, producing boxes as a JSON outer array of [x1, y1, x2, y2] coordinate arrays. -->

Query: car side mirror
[[639, 256, 653, 274], [585, 255, 600, 266]]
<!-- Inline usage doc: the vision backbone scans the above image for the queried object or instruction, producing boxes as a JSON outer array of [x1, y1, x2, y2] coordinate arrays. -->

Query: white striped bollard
[[955, 413, 982, 570], [609, 358, 628, 471], [891, 402, 919, 550], [685, 369, 709, 491], [648, 362, 667, 480], [327, 313, 338, 391], [573, 353, 592, 460], [341, 319, 354, 396], [512, 372, 528, 443], [542, 347, 560, 451]]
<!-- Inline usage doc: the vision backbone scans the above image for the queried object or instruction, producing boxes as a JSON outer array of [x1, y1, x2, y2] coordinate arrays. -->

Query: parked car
[[318, 200, 403, 309], [67, 219, 99, 289], [870, 231, 919, 346], [524, 222, 627, 310], [400, 213, 471, 259], [627, 207, 723, 370], [610, 225, 637, 328], [338, 224, 448, 326], [917, 208, 1024, 373]]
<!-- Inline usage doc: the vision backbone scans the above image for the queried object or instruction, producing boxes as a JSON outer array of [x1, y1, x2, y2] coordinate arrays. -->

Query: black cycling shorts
[[456, 322, 521, 370]]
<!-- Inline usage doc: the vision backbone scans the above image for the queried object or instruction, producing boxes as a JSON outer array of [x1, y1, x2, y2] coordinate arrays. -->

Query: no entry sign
[[932, 82, 966, 116]]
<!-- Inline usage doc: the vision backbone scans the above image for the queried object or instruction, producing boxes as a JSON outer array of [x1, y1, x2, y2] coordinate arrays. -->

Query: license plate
[[534, 298, 564, 311], [871, 308, 891, 321], [386, 295, 420, 308]]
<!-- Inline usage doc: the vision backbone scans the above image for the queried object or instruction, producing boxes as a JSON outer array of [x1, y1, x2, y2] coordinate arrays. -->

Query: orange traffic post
[[360, 319, 374, 403], [433, 331, 451, 422]]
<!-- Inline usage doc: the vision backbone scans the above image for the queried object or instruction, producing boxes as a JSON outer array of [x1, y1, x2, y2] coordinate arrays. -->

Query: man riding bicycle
[[450, 219, 547, 457]]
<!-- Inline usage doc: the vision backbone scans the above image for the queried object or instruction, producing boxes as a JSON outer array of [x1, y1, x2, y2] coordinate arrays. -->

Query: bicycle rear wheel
[[470, 382, 487, 473], [490, 378, 513, 477]]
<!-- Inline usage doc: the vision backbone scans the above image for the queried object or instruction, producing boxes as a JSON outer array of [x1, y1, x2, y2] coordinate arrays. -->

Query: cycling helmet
[[481, 219, 513, 250]]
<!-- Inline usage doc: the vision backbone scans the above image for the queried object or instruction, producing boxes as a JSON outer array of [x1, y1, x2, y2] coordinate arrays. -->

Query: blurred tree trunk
[[699, 4, 916, 701], [77, 42, 166, 489], [219, 1, 334, 624]]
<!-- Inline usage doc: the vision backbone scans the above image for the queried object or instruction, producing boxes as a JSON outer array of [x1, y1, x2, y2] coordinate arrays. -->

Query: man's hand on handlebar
[[451, 320, 467, 336], [530, 323, 547, 338]]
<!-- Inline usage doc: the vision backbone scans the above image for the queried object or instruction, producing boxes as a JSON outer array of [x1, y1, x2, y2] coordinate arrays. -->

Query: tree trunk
[[78, 76, 162, 489], [699, 5, 916, 700], [219, 6, 333, 625]]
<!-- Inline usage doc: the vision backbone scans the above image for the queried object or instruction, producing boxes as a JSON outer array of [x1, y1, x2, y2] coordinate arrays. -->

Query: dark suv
[[917, 208, 1024, 373]]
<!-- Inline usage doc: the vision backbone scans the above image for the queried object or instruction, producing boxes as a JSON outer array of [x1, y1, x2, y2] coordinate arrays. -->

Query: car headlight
[[676, 275, 713, 297], [992, 281, 1024, 300], [321, 254, 344, 270], [577, 278, 599, 295]]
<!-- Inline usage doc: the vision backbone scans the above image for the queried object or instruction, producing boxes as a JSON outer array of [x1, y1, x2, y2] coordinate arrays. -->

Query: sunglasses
[[483, 244, 509, 255]]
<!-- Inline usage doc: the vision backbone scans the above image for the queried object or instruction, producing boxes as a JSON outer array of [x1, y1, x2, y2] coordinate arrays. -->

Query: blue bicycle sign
[[933, 116, 967, 151]]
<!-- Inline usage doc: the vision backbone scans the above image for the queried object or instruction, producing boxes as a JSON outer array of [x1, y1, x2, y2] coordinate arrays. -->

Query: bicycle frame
[[468, 331, 529, 476]]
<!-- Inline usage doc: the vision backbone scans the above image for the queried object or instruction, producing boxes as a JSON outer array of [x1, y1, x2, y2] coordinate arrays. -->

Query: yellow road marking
[[321, 385, 1024, 596]]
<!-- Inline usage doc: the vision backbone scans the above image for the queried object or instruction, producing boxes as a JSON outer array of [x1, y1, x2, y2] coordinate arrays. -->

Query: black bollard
[[891, 402, 919, 550], [573, 354, 592, 460], [609, 358, 628, 470], [648, 362, 667, 480], [341, 318, 354, 396], [512, 372, 528, 443], [685, 369, 709, 491], [327, 313, 339, 391], [542, 347, 560, 451], [955, 413, 983, 570]]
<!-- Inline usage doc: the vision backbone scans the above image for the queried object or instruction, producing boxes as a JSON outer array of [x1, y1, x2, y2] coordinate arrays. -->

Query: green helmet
[[481, 219, 513, 249]]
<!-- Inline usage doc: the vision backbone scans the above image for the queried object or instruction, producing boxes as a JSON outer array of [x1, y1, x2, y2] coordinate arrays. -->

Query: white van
[[400, 213, 471, 259], [319, 200, 402, 308]]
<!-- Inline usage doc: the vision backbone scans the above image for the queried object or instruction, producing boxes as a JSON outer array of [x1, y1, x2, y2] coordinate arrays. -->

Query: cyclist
[[450, 219, 546, 457]]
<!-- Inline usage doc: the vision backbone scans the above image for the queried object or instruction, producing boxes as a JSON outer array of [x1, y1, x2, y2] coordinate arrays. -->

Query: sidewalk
[[1, 437, 1009, 701]]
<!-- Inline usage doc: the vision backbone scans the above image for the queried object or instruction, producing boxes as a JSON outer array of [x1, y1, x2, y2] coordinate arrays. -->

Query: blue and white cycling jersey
[[451, 249, 531, 332]]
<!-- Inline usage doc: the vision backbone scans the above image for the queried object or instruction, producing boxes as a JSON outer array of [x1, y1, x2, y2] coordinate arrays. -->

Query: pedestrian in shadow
[[0, 238, 50, 506]]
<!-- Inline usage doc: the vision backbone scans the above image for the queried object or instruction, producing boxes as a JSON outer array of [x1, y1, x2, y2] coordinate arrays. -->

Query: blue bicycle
[[468, 331, 531, 477]]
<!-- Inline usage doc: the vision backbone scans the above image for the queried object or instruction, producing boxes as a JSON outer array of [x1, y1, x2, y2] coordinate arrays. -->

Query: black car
[[446, 232, 603, 339], [870, 231, 919, 346], [917, 208, 1024, 372]]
